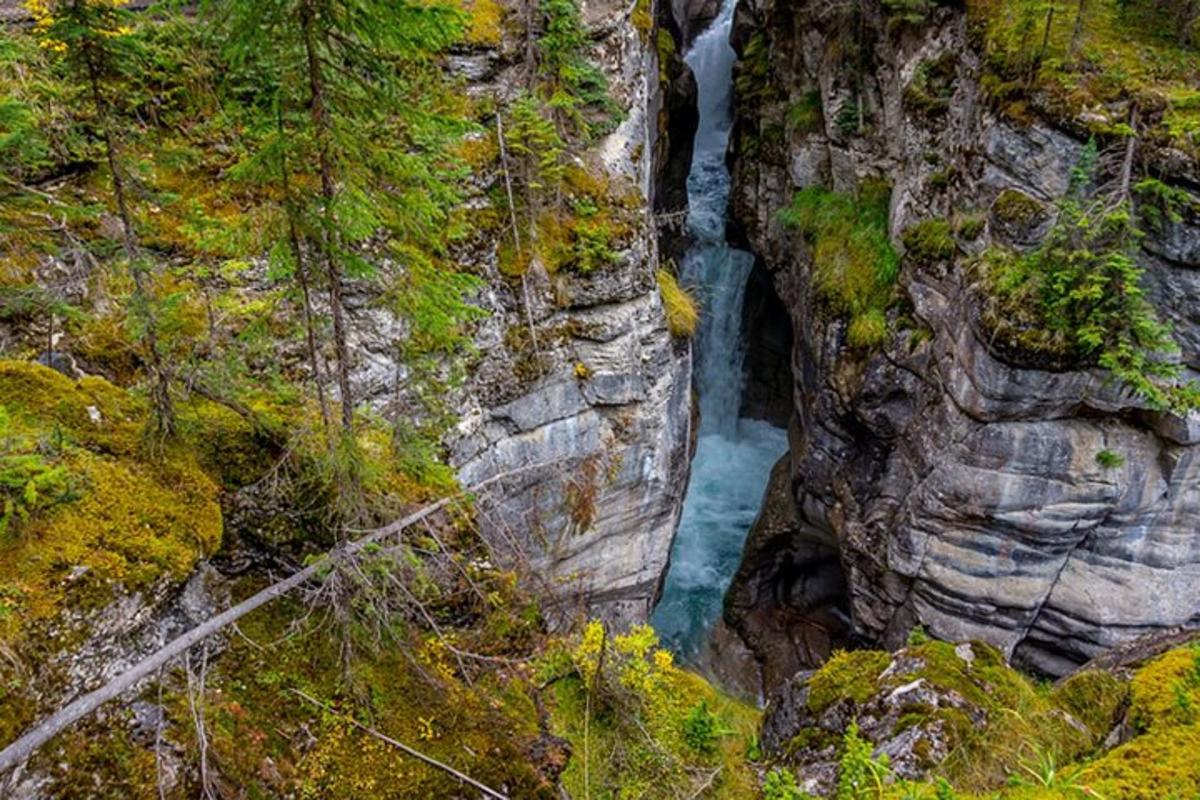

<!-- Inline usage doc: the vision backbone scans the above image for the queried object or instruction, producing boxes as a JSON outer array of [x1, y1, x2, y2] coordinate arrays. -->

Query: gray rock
[[726, 0, 1200, 679]]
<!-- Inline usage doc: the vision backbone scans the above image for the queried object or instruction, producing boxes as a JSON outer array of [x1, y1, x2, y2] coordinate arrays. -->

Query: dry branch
[[289, 688, 509, 800]]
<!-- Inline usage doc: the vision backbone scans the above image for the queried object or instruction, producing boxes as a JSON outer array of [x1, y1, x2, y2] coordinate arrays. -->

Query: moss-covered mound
[[0, 361, 222, 636], [0, 360, 224, 743], [545, 622, 762, 799], [763, 638, 1200, 800]]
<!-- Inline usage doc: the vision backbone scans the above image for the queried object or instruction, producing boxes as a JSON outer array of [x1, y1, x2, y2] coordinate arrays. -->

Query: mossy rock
[[989, 189, 1051, 247], [0, 360, 224, 749], [902, 218, 957, 263], [805, 649, 893, 713], [1050, 669, 1128, 738], [1129, 645, 1200, 731], [0, 362, 222, 644]]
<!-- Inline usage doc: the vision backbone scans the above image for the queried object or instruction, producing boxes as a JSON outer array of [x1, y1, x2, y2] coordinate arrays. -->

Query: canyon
[[2, 0, 1200, 795]]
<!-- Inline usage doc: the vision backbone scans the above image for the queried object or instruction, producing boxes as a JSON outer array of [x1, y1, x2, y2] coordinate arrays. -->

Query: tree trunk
[[83, 42, 174, 438], [277, 107, 332, 436], [300, 0, 355, 435], [1070, 0, 1087, 56], [1033, 3, 1055, 80]]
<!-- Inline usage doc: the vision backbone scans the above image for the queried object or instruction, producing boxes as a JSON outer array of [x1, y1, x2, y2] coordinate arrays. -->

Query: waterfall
[[650, 0, 788, 658]]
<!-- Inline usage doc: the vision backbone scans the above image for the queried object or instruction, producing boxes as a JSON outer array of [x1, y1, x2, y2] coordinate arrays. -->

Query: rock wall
[[446, 0, 698, 627], [725, 0, 1200, 678]]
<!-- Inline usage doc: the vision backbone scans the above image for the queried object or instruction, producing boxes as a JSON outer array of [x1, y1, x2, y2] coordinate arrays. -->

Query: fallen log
[[0, 497, 452, 775]]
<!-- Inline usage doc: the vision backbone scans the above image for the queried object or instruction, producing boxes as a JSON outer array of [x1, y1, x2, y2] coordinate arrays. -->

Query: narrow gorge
[[2, 0, 1200, 797], [650, 0, 789, 665]]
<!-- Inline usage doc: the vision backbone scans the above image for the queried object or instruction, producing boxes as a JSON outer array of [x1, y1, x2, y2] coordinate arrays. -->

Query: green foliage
[[1134, 177, 1194, 231], [972, 0, 1200, 152], [1096, 448, 1125, 468], [979, 146, 1199, 413], [787, 90, 824, 134], [0, 406, 78, 536], [549, 621, 762, 798], [780, 182, 898, 348], [763, 767, 812, 800], [683, 701, 719, 753], [835, 722, 892, 800], [902, 218, 956, 262], [536, 0, 619, 141], [907, 624, 930, 646], [883, 0, 937, 26]]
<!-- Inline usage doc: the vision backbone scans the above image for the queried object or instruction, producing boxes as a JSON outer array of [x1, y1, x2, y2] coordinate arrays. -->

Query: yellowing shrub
[[657, 268, 699, 338]]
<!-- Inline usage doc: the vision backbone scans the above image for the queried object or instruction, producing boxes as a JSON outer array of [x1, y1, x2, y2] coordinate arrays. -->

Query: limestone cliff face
[[725, 0, 1200, 678], [445, 0, 697, 626]]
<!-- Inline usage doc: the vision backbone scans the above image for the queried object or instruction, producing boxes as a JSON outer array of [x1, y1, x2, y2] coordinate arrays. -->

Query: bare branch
[[289, 688, 509, 800]]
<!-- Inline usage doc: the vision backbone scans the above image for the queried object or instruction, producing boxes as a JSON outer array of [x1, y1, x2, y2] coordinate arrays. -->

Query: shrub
[[682, 700, 718, 753], [907, 624, 930, 646], [0, 407, 78, 536], [763, 767, 811, 800], [1096, 449, 1125, 469], [835, 722, 891, 800], [978, 146, 1200, 413], [657, 268, 699, 337]]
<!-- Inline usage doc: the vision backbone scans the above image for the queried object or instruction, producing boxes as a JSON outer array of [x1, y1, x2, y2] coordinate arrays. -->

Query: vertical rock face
[[447, 0, 697, 627], [725, 0, 1200, 679]]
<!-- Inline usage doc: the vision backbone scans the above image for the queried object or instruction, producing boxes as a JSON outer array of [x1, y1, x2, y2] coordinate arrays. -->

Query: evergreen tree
[[24, 0, 176, 438], [211, 0, 476, 441]]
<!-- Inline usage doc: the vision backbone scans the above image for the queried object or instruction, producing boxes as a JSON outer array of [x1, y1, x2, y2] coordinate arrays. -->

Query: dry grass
[[656, 268, 699, 338]]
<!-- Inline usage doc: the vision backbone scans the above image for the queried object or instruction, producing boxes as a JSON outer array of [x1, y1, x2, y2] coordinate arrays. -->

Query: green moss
[[904, 52, 957, 119], [1050, 669, 1127, 738], [955, 213, 986, 240], [1086, 721, 1200, 800], [632, 0, 652, 41], [992, 189, 1045, 227], [1130, 646, 1200, 730], [785, 725, 839, 755], [806, 649, 893, 713], [0, 362, 221, 642], [657, 268, 699, 338], [549, 623, 761, 799], [902, 218, 956, 262], [779, 181, 898, 349], [786, 90, 824, 135], [0, 360, 222, 749]]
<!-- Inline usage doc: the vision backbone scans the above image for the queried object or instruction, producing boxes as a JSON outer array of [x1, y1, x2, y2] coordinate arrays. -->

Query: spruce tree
[[24, 0, 176, 438], [212, 0, 472, 439]]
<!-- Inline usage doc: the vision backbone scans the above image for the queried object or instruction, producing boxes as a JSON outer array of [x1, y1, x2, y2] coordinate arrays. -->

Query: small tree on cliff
[[213, 0, 471, 437], [24, 0, 176, 439]]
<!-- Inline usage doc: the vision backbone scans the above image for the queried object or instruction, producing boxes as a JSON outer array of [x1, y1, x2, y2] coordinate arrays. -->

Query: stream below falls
[[650, 0, 788, 661]]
